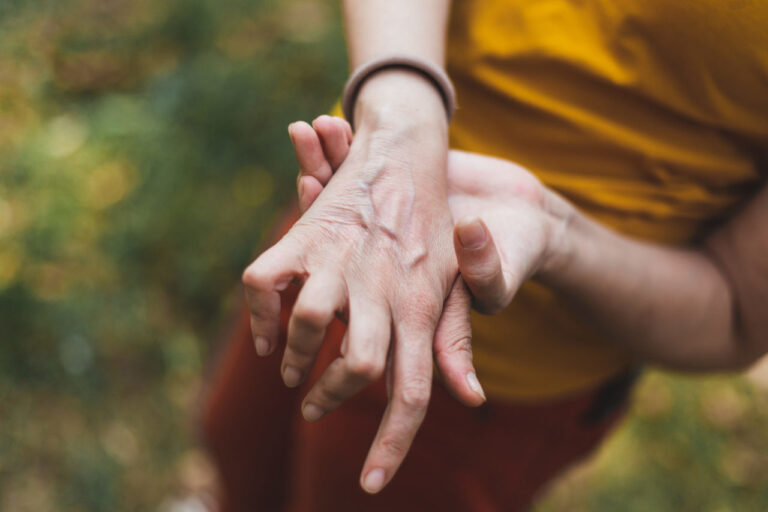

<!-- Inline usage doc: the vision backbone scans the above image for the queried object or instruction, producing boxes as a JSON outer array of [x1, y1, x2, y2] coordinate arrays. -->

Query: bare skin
[[294, 116, 768, 373], [243, 1, 464, 494], [291, 116, 487, 403], [248, 0, 768, 495]]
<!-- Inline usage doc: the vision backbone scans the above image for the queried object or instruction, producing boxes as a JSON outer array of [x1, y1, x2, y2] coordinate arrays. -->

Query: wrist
[[537, 191, 581, 284], [354, 68, 449, 136]]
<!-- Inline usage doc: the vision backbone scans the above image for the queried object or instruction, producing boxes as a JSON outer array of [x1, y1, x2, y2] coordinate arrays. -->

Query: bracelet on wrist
[[342, 55, 457, 130]]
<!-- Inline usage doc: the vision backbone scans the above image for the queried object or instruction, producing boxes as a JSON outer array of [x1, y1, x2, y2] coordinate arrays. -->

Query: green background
[[1, 1, 767, 510]]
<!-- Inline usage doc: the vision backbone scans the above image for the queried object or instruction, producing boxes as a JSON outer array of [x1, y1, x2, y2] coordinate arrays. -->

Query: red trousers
[[202, 213, 632, 512]]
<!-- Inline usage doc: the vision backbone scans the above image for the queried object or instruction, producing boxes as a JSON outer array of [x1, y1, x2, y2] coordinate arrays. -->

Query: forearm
[[343, 0, 449, 67], [331, 0, 454, 246], [540, 189, 767, 371], [342, 0, 451, 136]]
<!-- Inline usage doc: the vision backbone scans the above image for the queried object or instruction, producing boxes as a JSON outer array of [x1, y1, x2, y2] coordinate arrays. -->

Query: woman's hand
[[243, 70, 475, 494], [292, 114, 487, 398], [299, 116, 768, 377], [445, 151, 570, 313], [295, 115, 569, 319]]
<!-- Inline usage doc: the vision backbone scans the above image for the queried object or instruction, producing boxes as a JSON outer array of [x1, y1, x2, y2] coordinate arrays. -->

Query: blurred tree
[[0, 0, 346, 509]]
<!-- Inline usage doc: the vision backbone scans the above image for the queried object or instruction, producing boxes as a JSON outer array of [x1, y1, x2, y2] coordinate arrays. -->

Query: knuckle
[[464, 259, 499, 286], [314, 385, 348, 408], [441, 336, 473, 357], [284, 343, 315, 363], [398, 377, 432, 410], [399, 292, 441, 327], [292, 302, 332, 329], [242, 263, 271, 291], [378, 435, 408, 460], [407, 290, 439, 312], [434, 310, 472, 349], [345, 354, 385, 382]]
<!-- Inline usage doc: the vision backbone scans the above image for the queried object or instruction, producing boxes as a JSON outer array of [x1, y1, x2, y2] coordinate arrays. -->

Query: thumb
[[454, 216, 509, 314], [434, 277, 486, 407]]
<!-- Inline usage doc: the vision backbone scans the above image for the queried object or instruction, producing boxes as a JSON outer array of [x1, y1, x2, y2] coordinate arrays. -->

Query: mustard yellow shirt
[[446, 0, 768, 399]]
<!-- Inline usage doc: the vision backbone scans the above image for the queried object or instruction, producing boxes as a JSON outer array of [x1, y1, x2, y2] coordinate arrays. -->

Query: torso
[[446, 0, 768, 399]]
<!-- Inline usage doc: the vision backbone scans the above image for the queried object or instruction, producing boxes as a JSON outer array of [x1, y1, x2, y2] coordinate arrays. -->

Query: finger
[[360, 317, 434, 494], [337, 115, 353, 144], [242, 240, 304, 356], [288, 121, 333, 185], [343, 118, 353, 144], [434, 277, 486, 406], [298, 174, 324, 215], [454, 216, 509, 314], [282, 271, 347, 388], [313, 115, 352, 171], [300, 295, 390, 422]]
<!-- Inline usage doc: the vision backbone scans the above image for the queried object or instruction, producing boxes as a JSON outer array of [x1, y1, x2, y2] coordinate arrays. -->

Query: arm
[[539, 184, 768, 371], [446, 149, 768, 371], [289, 121, 768, 374], [343, 0, 450, 133], [344, 0, 448, 66], [244, 0, 462, 496]]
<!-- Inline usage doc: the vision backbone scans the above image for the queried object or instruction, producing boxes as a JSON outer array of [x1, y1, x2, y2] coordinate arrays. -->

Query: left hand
[[290, 116, 487, 406], [244, 71, 480, 494]]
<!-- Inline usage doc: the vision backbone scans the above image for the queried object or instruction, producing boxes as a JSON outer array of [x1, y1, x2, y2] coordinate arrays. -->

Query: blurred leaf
[[0, 0, 345, 509]]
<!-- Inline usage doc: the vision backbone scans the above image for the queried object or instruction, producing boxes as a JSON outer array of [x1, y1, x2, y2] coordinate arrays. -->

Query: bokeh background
[[2, 1, 768, 511]]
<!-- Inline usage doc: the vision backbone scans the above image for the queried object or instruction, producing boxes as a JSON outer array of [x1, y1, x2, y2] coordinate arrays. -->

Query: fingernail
[[466, 372, 487, 401], [287, 123, 296, 140], [255, 336, 270, 356], [303, 403, 325, 422], [283, 366, 302, 388], [457, 218, 486, 249], [363, 468, 386, 494]]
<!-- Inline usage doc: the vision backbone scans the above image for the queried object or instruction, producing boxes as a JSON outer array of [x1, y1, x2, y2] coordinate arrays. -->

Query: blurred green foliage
[[0, 0, 345, 509], [2, 1, 768, 511], [535, 371, 768, 512]]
